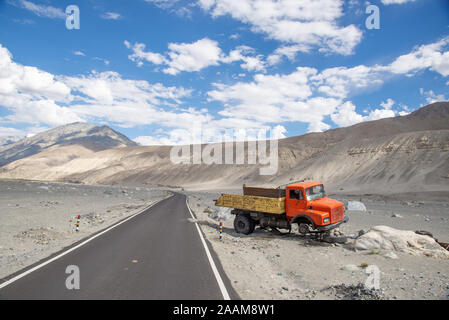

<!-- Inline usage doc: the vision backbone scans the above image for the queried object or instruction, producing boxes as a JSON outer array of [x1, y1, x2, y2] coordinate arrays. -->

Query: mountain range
[[0, 102, 448, 195]]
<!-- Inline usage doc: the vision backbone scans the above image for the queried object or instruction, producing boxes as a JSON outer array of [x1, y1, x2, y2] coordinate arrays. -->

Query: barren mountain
[[0, 102, 448, 195], [0, 122, 138, 167]]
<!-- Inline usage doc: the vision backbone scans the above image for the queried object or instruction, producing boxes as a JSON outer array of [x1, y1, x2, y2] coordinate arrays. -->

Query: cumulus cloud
[[389, 38, 449, 76], [0, 43, 199, 135], [124, 38, 266, 74], [331, 101, 364, 127], [206, 38, 449, 132], [198, 0, 363, 55]]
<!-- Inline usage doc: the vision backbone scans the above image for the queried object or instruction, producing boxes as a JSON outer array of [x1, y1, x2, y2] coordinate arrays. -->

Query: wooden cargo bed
[[215, 193, 286, 214]]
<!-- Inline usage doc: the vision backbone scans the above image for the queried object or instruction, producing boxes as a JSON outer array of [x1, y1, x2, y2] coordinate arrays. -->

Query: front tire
[[234, 214, 255, 235], [297, 223, 310, 235]]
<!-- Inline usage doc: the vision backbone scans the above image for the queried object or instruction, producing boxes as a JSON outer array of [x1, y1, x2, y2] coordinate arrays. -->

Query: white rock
[[353, 225, 449, 259], [347, 201, 367, 211], [341, 264, 359, 272], [383, 251, 398, 259], [209, 207, 232, 221]]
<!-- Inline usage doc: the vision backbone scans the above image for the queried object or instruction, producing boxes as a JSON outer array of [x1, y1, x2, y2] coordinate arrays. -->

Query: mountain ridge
[[0, 102, 448, 194], [0, 122, 138, 167]]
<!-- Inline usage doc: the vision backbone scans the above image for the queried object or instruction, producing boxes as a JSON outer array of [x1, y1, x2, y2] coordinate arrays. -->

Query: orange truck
[[214, 182, 348, 235]]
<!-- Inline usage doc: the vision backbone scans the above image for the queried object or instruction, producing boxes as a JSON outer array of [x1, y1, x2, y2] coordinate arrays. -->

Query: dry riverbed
[[186, 190, 449, 300], [0, 180, 170, 279]]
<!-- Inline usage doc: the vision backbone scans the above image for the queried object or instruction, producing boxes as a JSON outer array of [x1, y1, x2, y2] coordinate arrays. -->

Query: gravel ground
[[185, 190, 449, 300], [0, 180, 170, 279]]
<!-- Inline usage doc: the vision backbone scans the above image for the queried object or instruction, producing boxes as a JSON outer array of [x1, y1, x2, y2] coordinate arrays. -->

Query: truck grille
[[331, 206, 344, 223]]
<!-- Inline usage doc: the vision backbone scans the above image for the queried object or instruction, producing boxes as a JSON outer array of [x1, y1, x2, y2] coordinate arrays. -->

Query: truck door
[[286, 187, 306, 219]]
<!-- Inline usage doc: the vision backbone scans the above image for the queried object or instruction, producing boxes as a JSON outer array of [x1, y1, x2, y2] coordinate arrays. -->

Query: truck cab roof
[[287, 181, 323, 189]]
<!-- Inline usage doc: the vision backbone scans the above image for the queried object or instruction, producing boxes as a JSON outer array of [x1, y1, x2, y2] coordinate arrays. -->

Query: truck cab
[[286, 182, 347, 234]]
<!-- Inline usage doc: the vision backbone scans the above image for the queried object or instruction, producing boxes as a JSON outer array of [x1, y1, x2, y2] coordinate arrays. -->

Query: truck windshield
[[305, 185, 326, 201]]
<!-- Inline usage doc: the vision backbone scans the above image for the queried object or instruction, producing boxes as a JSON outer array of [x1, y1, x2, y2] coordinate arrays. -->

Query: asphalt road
[[0, 193, 237, 300]]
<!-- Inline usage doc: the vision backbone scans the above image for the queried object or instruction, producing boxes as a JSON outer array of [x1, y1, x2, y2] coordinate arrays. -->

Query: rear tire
[[234, 214, 255, 235]]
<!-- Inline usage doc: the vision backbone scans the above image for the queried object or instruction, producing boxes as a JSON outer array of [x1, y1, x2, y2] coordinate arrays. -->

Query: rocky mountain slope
[[0, 102, 448, 195], [0, 122, 138, 167]]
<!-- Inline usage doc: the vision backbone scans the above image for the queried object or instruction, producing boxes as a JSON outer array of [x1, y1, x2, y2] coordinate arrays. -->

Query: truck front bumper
[[315, 216, 349, 231]]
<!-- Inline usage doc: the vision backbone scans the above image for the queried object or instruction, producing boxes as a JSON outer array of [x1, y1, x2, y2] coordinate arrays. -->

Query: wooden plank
[[215, 194, 286, 214], [243, 184, 285, 198]]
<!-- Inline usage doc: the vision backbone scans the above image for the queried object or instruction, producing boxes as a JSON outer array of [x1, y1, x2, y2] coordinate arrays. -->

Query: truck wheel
[[297, 223, 310, 235], [234, 214, 254, 235]]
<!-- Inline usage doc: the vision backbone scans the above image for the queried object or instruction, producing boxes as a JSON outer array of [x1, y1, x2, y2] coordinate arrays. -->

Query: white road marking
[[0, 196, 171, 290], [185, 197, 231, 300]]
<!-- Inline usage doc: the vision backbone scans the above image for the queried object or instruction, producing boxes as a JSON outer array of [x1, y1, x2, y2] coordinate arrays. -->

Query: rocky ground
[[0, 179, 170, 279], [185, 190, 449, 300]]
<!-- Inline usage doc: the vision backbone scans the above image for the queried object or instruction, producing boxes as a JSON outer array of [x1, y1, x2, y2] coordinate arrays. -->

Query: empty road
[[0, 193, 237, 299]]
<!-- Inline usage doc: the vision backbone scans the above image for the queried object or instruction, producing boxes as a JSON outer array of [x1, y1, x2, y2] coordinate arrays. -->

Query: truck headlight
[[323, 217, 329, 224]]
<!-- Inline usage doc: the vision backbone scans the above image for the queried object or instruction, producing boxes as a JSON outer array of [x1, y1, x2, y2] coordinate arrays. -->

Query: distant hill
[[0, 136, 22, 148], [0, 102, 448, 196], [0, 122, 138, 167]]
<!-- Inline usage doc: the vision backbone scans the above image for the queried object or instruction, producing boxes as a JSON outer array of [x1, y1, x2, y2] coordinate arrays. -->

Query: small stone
[[341, 264, 359, 272]]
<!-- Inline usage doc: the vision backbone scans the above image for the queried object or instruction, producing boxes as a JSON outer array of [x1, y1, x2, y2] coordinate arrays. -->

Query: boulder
[[209, 207, 232, 221], [352, 225, 449, 259], [347, 201, 367, 211]]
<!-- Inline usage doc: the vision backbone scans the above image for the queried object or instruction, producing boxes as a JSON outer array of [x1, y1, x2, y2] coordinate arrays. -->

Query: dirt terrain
[[0, 102, 448, 299], [186, 190, 449, 300], [0, 180, 169, 279]]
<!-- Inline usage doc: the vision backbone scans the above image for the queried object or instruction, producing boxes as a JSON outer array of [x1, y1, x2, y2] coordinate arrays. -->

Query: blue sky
[[0, 0, 448, 144]]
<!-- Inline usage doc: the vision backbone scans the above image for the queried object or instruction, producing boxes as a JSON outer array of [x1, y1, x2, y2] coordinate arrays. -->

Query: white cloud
[[389, 38, 449, 77], [93, 57, 110, 66], [0, 126, 24, 137], [365, 108, 396, 121], [198, 0, 363, 55], [206, 38, 449, 132], [163, 38, 223, 74], [420, 89, 447, 104], [145, 0, 193, 18], [125, 38, 266, 74], [12, 0, 66, 19], [381, 0, 416, 5], [73, 51, 86, 56], [124, 41, 166, 67], [101, 12, 122, 20], [380, 98, 395, 109], [331, 101, 364, 127], [267, 44, 309, 65], [0, 42, 199, 133]]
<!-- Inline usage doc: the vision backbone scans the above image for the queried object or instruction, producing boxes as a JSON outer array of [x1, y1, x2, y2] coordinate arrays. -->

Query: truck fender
[[291, 214, 315, 228]]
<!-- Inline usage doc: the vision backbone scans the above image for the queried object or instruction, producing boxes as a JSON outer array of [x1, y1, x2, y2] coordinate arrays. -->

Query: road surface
[[0, 193, 237, 299]]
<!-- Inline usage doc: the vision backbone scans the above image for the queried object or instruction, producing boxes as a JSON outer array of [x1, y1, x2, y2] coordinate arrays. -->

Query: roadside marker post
[[76, 215, 80, 232], [219, 222, 223, 240]]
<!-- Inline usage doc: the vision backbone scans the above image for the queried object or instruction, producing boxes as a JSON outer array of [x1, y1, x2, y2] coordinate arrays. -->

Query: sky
[[0, 0, 448, 145]]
